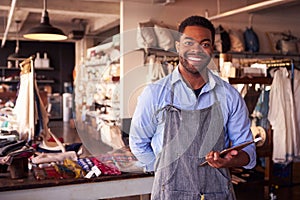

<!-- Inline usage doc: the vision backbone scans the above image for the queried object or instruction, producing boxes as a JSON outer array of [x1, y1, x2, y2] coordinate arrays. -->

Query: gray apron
[[151, 86, 236, 200]]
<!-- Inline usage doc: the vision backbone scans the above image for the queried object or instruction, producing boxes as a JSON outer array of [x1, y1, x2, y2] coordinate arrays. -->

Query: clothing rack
[[262, 58, 295, 92], [229, 58, 298, 194], [263, 58, 298, 187], [145, 51, 179, 82], [140, 48, 178, 64]]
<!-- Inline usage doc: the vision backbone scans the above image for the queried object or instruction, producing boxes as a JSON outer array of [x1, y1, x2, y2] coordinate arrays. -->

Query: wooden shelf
[[228, 77, 273, 85], [0, 80, 55, 84], [36, 80, 55, 84], [214, 51, 300, 58], [138, 48, 178, 57], [0, 67, 54, 71], [34, 67, 54, 71]]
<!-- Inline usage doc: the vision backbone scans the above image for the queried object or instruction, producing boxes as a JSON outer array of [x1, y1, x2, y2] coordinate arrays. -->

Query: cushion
[[154, 24, 175, 51], [280, 39, 298, 54], [229, 29, 245, 52], [136, 21, 157, 49]]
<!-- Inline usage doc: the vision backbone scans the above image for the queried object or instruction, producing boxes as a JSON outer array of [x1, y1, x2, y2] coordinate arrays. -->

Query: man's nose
[[191, 42, 204, 52]]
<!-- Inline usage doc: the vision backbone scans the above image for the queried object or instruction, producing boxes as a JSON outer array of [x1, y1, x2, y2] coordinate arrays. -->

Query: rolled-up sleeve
[[225, 86, 256, 169], [241, 143, 256, 169]]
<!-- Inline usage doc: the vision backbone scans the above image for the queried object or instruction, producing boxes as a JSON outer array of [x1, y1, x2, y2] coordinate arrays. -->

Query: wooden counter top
[[0, 171, 152, 192], [0, 172, 154, 200]]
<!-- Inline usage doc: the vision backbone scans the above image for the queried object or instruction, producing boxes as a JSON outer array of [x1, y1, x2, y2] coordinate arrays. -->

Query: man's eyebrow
[[182, 36, 195, 40], [182, 36, 211, 43]]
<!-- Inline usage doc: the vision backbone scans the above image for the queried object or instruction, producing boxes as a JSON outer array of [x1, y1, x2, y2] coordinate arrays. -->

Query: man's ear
[[175, 41, 180, 52]]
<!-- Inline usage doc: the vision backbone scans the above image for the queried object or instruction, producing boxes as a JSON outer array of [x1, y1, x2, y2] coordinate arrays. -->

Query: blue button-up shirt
[[129, 66, 256, 171]]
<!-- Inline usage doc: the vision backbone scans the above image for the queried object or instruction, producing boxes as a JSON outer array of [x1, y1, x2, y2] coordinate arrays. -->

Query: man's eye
[[184, 41, 194, 46], [201, 43, 211, 48]]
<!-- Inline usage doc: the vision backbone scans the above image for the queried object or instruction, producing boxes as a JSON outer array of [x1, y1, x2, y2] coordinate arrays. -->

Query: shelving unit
[[73, 40, 123, 155], [229, 77, 273, 196], [0, 40, 75, 93], [0, 66, 55, 89], [224, 51, 287, 197], [228, 57, 300, 197]]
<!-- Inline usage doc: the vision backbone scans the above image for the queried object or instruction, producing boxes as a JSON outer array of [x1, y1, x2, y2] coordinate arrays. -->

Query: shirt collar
[[171, 66, 222, 92]]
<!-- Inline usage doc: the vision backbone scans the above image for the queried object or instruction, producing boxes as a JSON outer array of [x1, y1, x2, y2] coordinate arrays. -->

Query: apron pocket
[[163, 189, 200, 200], [202, 191, 231, 200]]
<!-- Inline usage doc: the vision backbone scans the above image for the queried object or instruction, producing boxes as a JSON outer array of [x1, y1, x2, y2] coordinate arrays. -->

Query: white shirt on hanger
[[268, 67, 299, 164]]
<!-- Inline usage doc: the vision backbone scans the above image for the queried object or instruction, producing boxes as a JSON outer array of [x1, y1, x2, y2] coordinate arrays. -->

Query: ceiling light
[[8, 20, 25, 61], [23, 0, 67, 41]]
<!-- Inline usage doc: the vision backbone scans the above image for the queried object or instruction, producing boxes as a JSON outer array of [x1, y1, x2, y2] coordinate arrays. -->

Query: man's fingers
[[231, 150, 238, 156], [213, 152, 220, 160]]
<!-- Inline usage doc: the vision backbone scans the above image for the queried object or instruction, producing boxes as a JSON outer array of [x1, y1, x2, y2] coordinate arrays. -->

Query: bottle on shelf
[[34, 52, 42, 68], [42, 52, 50, 68]]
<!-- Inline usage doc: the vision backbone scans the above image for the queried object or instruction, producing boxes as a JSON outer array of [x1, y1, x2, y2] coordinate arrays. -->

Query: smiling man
[[129, 16, 256, 200]]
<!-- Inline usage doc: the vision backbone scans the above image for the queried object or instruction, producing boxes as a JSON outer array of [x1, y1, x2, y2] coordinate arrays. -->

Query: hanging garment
[[243, 27, 259, 52], [13, 57, 64, 152], [13, 66, 35, 140], [293, 69, 300, 160], [243, 84, 261, 115], [99, 123, 125, 150], [268, 67, 299, 164], [253, 88, 270, 131], [151, 88, 235, 200]]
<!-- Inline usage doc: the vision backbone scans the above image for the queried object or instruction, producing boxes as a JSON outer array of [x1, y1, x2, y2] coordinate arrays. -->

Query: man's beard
[[179, 55, 210, 75]]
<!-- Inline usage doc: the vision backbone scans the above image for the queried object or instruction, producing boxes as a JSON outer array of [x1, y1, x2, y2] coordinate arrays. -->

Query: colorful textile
[[90, 157, 121, 175]]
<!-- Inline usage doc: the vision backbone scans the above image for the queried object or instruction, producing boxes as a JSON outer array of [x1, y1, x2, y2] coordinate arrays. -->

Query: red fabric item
[[44, 166, 63, 179], [47, 137, 64, 143], [90, 157, 121, 175]]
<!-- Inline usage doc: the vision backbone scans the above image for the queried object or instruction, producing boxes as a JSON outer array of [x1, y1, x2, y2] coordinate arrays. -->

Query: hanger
[[19, 55, 35, 75], [248, 14, 254, 28]]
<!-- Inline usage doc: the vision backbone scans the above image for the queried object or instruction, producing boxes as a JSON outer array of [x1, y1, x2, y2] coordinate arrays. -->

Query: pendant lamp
[[8, 20, 25, 61], [23, 0, 67, 41]]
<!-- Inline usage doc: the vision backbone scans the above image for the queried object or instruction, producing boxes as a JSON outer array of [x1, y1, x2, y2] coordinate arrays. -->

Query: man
[[129, 16, 256, 200]]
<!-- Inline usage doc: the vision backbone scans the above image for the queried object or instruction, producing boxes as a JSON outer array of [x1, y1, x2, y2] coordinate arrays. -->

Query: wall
[[120, 0, 300, 118]]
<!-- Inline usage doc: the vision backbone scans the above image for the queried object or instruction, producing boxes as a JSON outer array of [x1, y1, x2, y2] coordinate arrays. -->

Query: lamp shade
[[7, 52, 26, 61], [23, 9, 67, 41]]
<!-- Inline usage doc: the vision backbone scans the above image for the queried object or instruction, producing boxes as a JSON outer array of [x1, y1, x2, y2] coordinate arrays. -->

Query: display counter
[[0, 171, 154, 200], [0, 121, 154, 200]]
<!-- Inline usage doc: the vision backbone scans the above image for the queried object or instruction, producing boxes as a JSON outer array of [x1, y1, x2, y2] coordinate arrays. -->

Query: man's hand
[[205, 150, 249, 168]]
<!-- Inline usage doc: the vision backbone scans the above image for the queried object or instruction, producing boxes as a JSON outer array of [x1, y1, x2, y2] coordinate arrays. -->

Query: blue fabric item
[[78, 158, 92, 172], [36, 143, 82, 153], [244, 27, 260, 52], [129, 67, 256, 171], [0, 140, 26, 156], [254, 89, 270, 130]]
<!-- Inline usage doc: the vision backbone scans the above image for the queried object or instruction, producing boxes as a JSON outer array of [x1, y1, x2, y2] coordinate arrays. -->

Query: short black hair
[[178, 15, 215, 44]]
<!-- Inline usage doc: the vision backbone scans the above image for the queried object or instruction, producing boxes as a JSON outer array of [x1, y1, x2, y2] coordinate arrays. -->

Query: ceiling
[[1, 0, 300, 43], [0, 0, 122, 42]]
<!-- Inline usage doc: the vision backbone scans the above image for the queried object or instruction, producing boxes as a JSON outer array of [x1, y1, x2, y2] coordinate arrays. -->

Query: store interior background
[[1, 0, 300, 118], [1, 0, 300, 199]]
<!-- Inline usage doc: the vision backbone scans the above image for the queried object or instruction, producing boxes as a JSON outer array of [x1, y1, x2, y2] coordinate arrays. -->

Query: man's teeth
[[188, 57, 201, 61]]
